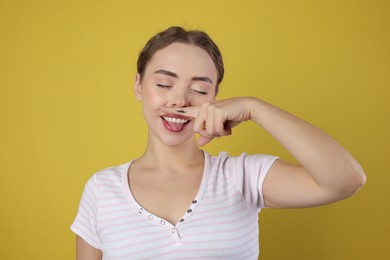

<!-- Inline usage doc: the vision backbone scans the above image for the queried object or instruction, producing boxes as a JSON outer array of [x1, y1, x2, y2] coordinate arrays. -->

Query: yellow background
[[1, 0, 389, 259]]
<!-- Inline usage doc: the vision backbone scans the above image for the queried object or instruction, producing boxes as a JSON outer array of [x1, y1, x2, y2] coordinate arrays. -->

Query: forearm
[[248, 98, 366, 195]]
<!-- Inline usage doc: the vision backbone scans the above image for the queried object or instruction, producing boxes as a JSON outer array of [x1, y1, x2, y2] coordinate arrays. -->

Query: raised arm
[[162, 97, 366, 208], [248, 98, 366, 208]]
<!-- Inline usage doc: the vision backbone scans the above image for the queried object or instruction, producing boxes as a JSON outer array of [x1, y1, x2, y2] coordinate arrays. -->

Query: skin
[[76, 42, 366, 259]]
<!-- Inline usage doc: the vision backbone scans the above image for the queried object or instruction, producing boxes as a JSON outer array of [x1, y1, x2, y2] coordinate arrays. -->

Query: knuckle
[[206, 106, 216, 115], [214, 108, 223, 117], [201, 101, 212, 110], [206, 128, 214, 136], [216, 129, 226, 136]]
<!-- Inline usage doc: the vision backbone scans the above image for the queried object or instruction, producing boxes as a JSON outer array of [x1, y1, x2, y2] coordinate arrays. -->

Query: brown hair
[[137, 26, 224, 92]]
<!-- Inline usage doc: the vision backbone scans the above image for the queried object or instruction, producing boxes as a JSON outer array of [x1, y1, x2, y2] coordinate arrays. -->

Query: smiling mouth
[[161, 116, 190, 132]]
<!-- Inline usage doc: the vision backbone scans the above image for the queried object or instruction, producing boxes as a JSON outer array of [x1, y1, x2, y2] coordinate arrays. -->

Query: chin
[[160, 135, 195, 147]]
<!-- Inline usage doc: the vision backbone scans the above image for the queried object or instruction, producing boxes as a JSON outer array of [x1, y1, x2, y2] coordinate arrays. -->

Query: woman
[[71, 26, 366, 259]]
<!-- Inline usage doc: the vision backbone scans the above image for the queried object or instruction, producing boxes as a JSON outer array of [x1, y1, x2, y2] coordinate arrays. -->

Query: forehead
[[145, 43, 218, 82]]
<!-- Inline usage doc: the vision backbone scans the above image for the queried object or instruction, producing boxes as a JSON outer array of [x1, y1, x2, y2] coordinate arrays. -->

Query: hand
[[161, 97, 255, 146]]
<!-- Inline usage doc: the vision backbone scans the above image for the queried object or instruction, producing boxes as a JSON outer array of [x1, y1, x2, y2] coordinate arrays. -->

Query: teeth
[[163, 117, 189, 124]]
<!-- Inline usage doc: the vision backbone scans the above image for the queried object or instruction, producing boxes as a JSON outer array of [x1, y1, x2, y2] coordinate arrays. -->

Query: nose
[[166, 90, 189, 108]]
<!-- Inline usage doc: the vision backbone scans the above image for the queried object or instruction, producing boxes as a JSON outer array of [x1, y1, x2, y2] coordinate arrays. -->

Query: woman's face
[[134, 42, 218, 147]]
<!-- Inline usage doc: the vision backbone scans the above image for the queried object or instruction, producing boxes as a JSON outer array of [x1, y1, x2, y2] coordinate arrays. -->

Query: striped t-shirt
[[71, 151, 278, 259]]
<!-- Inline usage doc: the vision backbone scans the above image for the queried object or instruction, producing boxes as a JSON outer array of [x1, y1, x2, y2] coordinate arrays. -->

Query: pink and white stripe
[[71, 151, 277, 259]]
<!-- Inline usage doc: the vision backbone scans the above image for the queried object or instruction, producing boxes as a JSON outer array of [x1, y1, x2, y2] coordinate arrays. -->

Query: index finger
[[161, 106, 200, 118]]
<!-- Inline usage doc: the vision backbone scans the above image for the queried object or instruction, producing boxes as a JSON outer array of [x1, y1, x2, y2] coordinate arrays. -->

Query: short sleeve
[[224, 153, 278, 211], [70, 174, 101, 249]]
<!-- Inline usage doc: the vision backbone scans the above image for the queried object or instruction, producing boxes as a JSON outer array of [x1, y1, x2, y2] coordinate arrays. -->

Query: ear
[[134, 73, 142, 101]]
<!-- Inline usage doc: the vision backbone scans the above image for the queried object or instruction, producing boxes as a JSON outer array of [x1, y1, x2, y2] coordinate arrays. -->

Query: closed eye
[[156, 84, 171, 88], [193, 89, 208, 95]]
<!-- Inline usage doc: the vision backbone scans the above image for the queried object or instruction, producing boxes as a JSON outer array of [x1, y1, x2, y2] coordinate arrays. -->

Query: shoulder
[[96, 161, 129, 179], [84, 161, 132, 192]]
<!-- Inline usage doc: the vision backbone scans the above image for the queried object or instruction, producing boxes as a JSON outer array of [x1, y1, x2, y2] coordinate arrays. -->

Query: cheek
[[142, 87, 164, 105], [190, 94, 216, 106]]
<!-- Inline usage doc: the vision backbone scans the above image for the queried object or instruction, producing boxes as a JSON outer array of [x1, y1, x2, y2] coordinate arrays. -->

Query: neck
[[137, 136, 204, 171]]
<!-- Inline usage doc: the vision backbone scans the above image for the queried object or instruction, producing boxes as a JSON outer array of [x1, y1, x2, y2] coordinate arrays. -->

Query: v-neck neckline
[[122, 151, 210, 233]]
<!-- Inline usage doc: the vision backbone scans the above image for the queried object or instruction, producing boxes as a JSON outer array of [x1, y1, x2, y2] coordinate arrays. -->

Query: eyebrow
[[154, 69, 213, 84]]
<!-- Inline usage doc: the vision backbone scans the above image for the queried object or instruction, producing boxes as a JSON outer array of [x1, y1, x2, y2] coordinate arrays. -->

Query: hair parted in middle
[[137, 26, 224, 93]]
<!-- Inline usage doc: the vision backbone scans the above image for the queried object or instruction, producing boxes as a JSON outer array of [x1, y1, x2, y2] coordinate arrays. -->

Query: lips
[[161, 114, 191, 132]]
